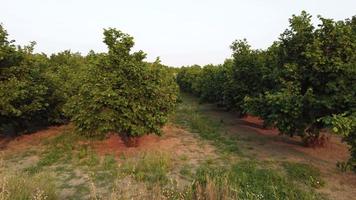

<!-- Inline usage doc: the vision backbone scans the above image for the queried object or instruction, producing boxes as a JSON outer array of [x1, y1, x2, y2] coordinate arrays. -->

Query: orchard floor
[[0, 94, 355, 200]]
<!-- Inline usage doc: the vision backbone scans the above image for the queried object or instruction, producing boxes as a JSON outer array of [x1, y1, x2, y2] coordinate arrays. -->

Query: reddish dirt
[[240, 115, 351, 164], [0, 125, 66, 153], [92, 133, 160, 156], [242, 115, 280, 135], [0, 124, 217, 164], [92, 125, 215, 159]]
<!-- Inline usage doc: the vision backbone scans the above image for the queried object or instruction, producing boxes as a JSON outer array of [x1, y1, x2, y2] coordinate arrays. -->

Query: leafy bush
[[65, 28, 178, 138], [246, 12, 356, 142], [45, 50, 88, 123], [198, 60, 232, 105], [0, 25, 63, 134], [223, 39, 277, 113], [176, 65, 202, 95], [322, 113, 356, 171]]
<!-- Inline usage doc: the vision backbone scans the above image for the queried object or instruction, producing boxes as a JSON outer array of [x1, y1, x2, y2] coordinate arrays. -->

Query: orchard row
[[177, 11, 356, 170], [0, 27, 178, 142]]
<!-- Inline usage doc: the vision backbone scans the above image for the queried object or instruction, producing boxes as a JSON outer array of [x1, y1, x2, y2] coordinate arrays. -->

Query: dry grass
[[0, 154, 57, 200]]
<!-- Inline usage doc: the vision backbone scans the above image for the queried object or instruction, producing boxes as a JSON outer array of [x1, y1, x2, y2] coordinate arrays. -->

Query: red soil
[[240, 115, 350, 164], [92, 126, 185, 157], [0, 126, 66, 152]]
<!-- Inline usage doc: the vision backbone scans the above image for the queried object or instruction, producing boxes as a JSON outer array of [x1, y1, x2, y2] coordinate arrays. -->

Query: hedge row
[[177, 12, 356, 170]]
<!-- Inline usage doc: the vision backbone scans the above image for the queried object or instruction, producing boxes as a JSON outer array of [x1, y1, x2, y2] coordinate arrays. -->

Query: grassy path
[[173, 93, 356, 200]]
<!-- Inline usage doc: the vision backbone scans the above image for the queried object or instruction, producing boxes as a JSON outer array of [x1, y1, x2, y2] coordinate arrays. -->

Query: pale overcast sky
[[1, 0, 355, 66]]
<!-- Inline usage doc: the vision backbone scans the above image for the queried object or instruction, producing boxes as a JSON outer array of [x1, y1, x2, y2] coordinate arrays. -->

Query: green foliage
[[176, 64, 202, 95], [1, 25, 177, 138], [0, 25, 64, 134], [322, 113, 356, 171], [261, 12, 355, 137], [223, 39, 278, 113], [176, 12, 356, 168], [198, 60, 232, 105], [246, 12, 356, 148], [65, 28, 178, 138], [45, 50, 88, 123]]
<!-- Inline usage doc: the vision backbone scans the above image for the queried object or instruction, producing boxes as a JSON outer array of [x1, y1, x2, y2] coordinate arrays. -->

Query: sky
[[1, 0, 355, 67]]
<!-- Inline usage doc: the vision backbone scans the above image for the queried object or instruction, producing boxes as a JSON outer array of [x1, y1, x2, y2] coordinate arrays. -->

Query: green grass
[[171, 94, 240, 154], [191, 160, 324, 200], [170, 93, 327, 200], [24, 131, 81, 174], [120, 152, 172, 184], [282, 162, 325, 188]]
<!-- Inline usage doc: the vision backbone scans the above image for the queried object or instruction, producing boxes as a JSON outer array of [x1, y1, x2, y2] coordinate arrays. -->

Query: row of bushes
[[0, 25, 178, 141], [177, 11, 356, 170]]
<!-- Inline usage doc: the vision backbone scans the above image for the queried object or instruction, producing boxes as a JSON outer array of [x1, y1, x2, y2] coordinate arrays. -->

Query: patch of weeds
[[25, 146, 69, 174], [179, 164, 192, 178], [5, 149, 38, 163], [179, 154, 188, 161], [102, 154, 117, 171], [119, 154, 127, 161], [71, 183, 90, 199], [77, 148, 100, 168], [77, 145, 90, 159], [191, 160, 324, 200], [24, 130, 85, 174], [0, 171, 57, 200], [282, 162, 325, 188], [120, 152, 172, 184], [54, 165, 67, 173], [90, 154, 118, 187]]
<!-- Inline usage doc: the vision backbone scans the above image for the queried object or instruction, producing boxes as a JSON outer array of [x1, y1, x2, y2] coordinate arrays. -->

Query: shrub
[[0, 25, 63, 134], [65, 28, 178, 139], [322, 113, 356, 171]]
